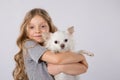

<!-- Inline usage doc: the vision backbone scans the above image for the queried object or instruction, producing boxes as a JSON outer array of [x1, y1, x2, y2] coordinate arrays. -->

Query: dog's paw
[[78, 50, 94, 57], [87, 52, 94, 56]]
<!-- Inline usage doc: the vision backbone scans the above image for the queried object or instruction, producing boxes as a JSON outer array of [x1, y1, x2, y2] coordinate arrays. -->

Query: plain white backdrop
[[0, 0, 120, 80]]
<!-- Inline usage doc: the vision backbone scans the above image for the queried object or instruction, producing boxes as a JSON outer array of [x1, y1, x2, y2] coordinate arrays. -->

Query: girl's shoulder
[[23, 39, 38, 49]]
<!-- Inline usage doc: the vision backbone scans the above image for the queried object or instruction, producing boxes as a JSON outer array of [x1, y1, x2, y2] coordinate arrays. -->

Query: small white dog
[[42, 26, 94, 80]]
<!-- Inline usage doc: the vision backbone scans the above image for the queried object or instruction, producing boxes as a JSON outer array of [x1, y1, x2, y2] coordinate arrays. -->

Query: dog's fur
[[42, 27, 94, 80]]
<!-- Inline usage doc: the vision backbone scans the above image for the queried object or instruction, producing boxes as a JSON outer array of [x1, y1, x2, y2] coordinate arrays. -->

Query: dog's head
[[42, 26, 74, 52]]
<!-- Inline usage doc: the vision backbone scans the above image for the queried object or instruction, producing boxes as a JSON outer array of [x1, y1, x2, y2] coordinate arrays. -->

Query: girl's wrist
[[47, 64, 62, 75], [58, 64, 64, 73]]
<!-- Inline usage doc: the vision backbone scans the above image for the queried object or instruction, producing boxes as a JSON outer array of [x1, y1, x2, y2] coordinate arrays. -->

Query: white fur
[[42, 27, 94, 80], [44, 31, 74, 53]]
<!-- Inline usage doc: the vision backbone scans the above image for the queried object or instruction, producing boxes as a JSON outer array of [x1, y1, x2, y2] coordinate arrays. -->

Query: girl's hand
[[42, 51, 85, 64], [79, 54, 88, 68], [47, 63, 62, 75], [47, 60, 88, 76]]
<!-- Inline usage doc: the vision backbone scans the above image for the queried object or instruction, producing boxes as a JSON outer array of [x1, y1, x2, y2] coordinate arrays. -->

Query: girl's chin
[[35, 39, 44, 43]]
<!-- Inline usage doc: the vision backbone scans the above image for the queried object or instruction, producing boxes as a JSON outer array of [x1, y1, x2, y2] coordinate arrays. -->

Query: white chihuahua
[[42, 27, 94, 80]]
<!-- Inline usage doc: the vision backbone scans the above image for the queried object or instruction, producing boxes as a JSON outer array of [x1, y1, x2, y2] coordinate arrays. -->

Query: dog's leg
[[78, 50, 94, 56]]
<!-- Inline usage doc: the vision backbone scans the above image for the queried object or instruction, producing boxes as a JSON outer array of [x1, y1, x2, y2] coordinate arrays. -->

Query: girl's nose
[[35, 27, 41, 33]]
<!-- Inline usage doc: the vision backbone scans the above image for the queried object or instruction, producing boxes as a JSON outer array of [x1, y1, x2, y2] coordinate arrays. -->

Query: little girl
[[13, 8, 88, 80]]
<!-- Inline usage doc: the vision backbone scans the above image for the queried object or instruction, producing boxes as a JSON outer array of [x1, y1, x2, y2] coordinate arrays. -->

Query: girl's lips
[[33, 35, 42, 38], [34, 35, 42, 37]]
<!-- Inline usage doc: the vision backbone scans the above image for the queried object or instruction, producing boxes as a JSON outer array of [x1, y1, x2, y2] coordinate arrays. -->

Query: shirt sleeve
[[24, 40, 47, 63]]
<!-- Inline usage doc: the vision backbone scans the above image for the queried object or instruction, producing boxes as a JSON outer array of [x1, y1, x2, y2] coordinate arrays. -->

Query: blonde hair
[[13, 8, 57, 80]]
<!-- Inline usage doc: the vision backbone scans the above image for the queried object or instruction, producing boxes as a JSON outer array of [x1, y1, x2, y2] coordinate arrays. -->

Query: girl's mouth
[[33, 35, 42, 38]]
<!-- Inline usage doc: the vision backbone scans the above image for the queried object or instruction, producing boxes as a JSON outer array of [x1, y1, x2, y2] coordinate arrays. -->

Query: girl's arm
[[24, 40, 84, 64], [47, 56, 88, 75], [41, 50, 84, 64]]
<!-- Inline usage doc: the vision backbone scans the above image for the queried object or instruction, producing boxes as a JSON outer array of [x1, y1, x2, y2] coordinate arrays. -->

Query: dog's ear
[[42, 32, 51, 41], [67, 26, 74, 35]]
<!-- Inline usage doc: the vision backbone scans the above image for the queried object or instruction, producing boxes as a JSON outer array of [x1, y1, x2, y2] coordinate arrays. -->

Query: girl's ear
[[42, 32, 52, 41], [67, 26, 74, 35]]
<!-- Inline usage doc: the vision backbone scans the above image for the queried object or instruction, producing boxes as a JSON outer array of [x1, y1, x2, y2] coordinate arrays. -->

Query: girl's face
[[26, 15, 50, 43]]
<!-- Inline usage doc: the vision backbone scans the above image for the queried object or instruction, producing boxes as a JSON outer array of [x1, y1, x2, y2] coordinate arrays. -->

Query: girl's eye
[[29, 26, 34, 29], [41, 25, 46, 28]]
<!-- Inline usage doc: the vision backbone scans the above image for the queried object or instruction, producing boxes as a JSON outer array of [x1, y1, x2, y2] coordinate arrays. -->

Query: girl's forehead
[[28, 15, 48, 25], [32, 15, 46, 21]]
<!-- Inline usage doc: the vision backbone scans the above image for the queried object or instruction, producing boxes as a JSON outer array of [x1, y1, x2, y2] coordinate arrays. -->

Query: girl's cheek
[[46, 29, 50, 32], [27, 32, 32, 38], [42, 30, 48, 32]]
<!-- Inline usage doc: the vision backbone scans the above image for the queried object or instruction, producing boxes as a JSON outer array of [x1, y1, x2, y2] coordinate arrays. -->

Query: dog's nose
[[60, 44, 65, 49]]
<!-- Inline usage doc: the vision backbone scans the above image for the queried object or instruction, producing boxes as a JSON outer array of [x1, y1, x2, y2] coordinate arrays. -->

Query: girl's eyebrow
[[28, 21, 48, 27], [28, 22, 33, 25], [39, 23, 49, 26], [28, 23, 34, 27]]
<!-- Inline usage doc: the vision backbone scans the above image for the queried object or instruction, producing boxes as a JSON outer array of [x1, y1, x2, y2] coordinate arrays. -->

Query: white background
[[0, 0, 120, 80]]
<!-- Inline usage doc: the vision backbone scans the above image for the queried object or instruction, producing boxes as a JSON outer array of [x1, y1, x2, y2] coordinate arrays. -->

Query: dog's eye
[[64, 39, 68, 42], [54, 41, 58, 44]]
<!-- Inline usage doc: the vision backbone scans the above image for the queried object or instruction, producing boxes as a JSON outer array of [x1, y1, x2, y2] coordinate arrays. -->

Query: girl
[[13, 8, 88, 80]]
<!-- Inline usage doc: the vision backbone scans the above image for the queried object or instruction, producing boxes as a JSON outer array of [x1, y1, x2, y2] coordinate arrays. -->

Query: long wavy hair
[[13, 8, 57, 80]]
